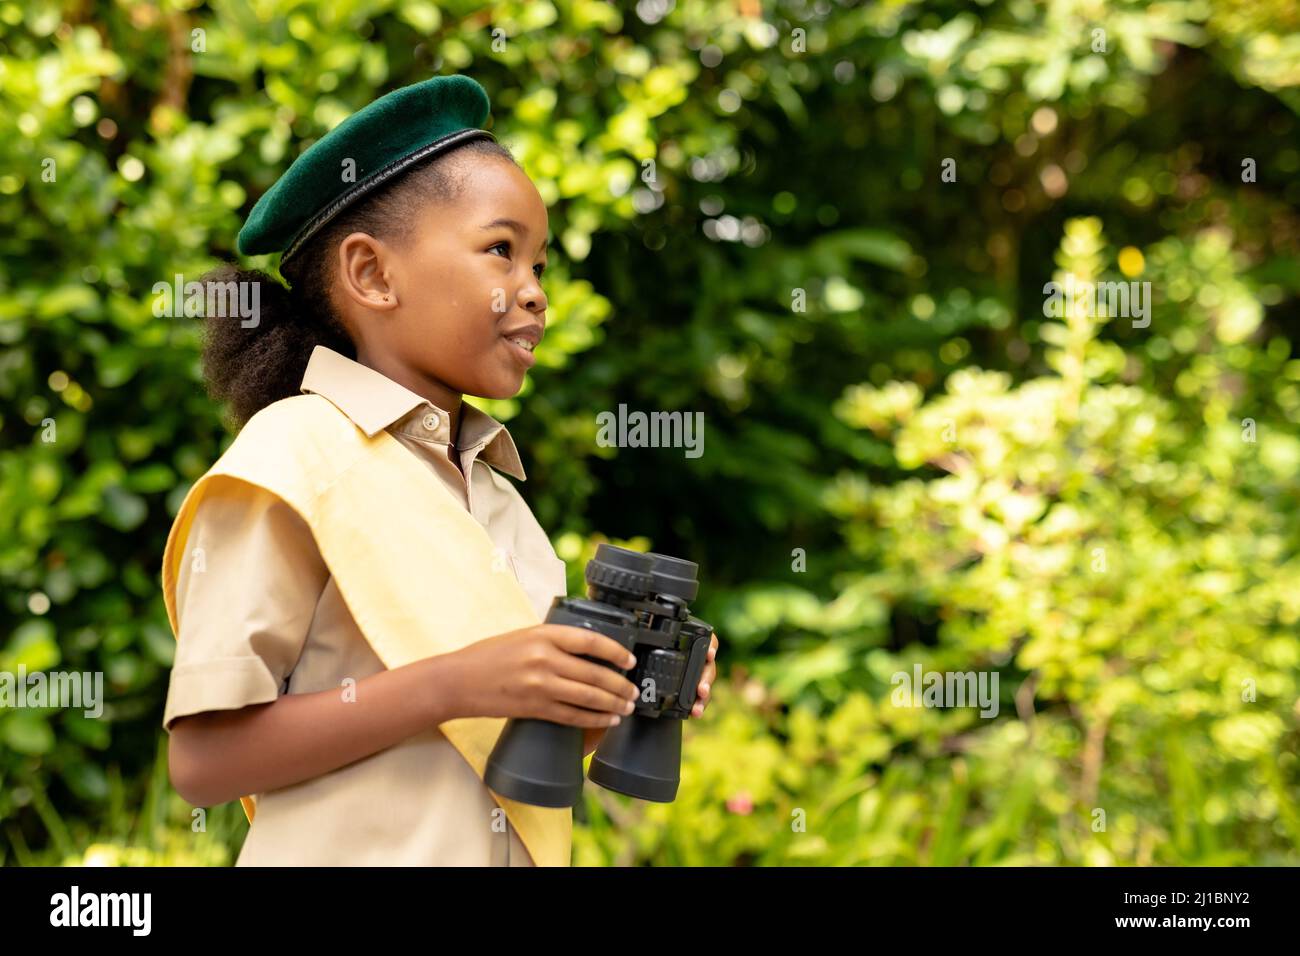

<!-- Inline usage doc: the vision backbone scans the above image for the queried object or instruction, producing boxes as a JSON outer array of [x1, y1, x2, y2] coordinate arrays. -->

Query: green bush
[[578, 219, 1299, 865]]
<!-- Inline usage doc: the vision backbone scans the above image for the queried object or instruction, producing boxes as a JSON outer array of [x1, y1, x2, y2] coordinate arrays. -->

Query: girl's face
[[335, 154, 550, 404]]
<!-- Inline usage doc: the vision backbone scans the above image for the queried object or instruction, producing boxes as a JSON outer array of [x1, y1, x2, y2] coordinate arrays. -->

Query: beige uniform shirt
[[162, 345, 568, 866]]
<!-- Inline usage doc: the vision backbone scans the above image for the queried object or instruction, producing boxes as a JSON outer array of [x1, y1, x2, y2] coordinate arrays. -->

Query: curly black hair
[[199, 136, 518, 429]]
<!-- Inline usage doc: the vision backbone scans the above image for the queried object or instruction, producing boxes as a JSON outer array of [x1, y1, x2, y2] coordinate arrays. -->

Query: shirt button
[[421, 411, 440, 432]]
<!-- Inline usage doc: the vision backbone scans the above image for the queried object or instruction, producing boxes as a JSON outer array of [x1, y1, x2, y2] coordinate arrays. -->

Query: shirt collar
[[298, 345, 526, 481]]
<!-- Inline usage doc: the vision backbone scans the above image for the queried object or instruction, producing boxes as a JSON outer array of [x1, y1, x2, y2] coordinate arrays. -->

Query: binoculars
[[484, 544, 713, 807]]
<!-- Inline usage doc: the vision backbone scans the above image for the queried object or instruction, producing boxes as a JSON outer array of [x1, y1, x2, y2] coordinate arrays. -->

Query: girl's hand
[[581, 631, 720, 759], [691, 631, 720, 718], [446, 623, 639, 728], [583, 631, 720, 755]]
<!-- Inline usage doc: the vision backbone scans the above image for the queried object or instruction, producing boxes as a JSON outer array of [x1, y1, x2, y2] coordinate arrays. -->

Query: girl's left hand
[[690, 631, 720, 718], [584, 632, 719, 753]]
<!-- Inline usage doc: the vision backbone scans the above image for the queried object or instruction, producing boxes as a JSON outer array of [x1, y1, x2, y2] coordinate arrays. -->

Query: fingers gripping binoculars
[[484, 544, 714, 807]]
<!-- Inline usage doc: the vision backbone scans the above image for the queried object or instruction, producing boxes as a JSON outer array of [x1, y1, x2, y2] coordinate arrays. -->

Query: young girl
[[159, 74, 718, 866]]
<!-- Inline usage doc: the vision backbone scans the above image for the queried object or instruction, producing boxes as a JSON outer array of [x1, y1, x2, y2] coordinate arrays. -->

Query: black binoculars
[[484, 544, 713, 807]]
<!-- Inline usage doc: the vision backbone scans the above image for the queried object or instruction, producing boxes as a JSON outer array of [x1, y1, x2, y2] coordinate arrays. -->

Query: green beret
[[237, 74, 494, 262]]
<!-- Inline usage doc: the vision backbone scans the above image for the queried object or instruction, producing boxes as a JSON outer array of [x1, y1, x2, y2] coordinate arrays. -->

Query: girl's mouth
[[502, 334, 537, 368]]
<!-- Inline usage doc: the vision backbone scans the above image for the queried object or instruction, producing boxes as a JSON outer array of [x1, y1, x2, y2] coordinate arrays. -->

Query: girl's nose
[[518, 281, 547, 313]]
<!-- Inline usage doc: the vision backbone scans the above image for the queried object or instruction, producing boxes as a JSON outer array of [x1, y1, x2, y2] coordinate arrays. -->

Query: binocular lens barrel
[[484, 545, 710, 808]]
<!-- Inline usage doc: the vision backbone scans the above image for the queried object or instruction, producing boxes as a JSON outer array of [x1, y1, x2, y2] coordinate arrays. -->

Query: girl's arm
[[168, 653, 457, 807], [169, 622, 637, 807]]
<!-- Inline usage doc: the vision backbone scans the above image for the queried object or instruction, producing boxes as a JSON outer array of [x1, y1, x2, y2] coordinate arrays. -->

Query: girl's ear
[[336, 232, 400, 312]]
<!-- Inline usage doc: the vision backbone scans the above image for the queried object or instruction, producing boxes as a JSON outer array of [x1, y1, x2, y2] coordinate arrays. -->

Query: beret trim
[[281, 126, 497, 265]]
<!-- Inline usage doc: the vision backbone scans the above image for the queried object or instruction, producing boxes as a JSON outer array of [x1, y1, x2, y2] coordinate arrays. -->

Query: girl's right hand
[[443, 624, 640, 728]]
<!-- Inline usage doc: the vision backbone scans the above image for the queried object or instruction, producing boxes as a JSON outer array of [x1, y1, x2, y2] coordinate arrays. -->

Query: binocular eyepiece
[[484, 544, 713, 807]]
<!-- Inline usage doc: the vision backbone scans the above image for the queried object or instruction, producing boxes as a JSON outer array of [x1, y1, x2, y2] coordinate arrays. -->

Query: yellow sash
[[160, 393, 572, 866]]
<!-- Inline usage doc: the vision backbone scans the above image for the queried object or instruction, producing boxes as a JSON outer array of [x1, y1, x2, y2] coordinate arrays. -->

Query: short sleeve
[[162, 476, 329, 733]]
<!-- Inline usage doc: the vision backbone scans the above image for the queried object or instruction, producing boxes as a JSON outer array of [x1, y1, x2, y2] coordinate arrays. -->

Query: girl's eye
[[490, 240, 545, 279]]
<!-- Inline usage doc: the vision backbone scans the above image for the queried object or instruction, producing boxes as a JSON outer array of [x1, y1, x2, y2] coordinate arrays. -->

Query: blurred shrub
[[579, 218, 1299, 866]]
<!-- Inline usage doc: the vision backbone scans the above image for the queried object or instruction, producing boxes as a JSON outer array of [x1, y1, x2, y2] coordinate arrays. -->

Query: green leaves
[[100, 485, 148, 533], [809, 228, 915, 274], [3, 620, 61, 672], [3, 714, 55, 755]]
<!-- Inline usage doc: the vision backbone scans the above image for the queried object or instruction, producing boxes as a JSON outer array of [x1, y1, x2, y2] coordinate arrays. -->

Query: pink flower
[[726, 791, 754, 815]]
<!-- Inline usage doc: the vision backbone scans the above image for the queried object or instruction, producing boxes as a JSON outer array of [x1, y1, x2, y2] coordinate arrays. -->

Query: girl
[[159, 74, 718, 866]]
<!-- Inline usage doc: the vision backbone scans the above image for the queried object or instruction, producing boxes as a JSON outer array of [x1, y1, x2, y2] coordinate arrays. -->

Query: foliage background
[[1, 0, 1297, 865]]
